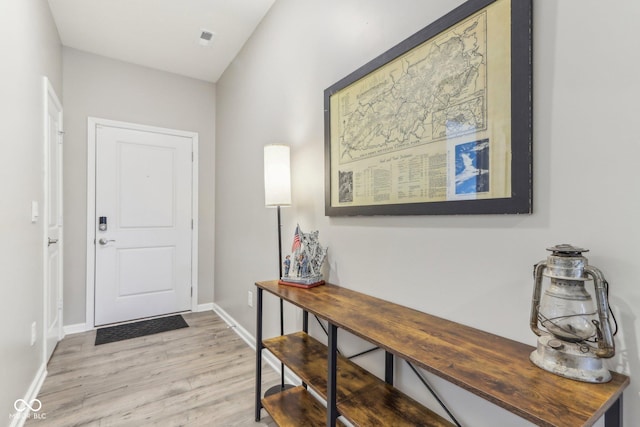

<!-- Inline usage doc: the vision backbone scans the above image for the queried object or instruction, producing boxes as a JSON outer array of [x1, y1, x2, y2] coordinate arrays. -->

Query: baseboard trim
[[212, 303, 255, 349], [8, 362, 47, 427], [196, 303, 214, 312], [63, 323, 91, 335]]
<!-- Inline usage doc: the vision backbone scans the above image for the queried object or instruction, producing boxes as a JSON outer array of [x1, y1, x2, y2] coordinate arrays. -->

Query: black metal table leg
[[302, 310, 309, 389], [303, 309, 309, 333], [385, 351, 394, 385], [279, 298, 285, 388], [605, 395, 623, 427], [327, 323, 338, 427], [255, 287, 263, 421]]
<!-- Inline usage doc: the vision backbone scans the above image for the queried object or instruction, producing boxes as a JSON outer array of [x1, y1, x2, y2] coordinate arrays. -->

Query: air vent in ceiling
[[198, 29, 216, 46]]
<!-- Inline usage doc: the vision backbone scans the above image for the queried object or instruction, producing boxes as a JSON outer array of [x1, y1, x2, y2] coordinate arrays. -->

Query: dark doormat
[[95, 314, 189, 345]]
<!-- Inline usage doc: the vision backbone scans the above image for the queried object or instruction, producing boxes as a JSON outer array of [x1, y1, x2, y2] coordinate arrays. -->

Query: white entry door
[[94, 124, 193, 326], [44, 78, 63, 362]]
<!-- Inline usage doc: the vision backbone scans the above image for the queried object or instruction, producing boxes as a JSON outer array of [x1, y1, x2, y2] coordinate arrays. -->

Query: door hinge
[[191, 219, 193, 229], [192, 152, 194, 162], [191, 286, 193, 297]]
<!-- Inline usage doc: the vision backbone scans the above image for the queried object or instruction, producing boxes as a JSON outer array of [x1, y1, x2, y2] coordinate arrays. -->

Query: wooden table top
[[256, 280, 630, 427]]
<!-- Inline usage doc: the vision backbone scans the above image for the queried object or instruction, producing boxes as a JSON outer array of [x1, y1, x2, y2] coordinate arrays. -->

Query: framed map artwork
[[324, 0, 532, 216]]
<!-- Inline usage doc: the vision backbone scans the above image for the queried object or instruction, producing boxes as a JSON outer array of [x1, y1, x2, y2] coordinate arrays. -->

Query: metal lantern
[[529, 244, 616, 383]]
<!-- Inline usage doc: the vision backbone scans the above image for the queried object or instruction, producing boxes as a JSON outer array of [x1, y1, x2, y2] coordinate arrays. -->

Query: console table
[[254, 280, 629, 426]]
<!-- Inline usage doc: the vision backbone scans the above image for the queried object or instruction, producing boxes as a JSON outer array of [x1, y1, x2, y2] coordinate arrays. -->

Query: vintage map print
[[326, 0, 532, 215]]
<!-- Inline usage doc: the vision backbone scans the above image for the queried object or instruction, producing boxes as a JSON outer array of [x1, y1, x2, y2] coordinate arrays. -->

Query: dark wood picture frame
[[324, 0, 532, 216]]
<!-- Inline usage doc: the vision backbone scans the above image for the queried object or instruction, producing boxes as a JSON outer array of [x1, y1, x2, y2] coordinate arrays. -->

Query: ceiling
[[47, 0, 276, 83]]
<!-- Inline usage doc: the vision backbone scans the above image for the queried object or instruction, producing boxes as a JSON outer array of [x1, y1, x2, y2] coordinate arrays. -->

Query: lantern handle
[[529, 261, 547, 337], [585, 265, 615, 358]]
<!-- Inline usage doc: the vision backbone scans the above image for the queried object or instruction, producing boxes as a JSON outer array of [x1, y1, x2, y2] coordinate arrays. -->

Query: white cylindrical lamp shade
[[264, 144, 291, 206]]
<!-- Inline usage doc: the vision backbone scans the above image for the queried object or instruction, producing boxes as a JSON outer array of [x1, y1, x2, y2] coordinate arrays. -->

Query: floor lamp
[[263, 144, 294, 396]]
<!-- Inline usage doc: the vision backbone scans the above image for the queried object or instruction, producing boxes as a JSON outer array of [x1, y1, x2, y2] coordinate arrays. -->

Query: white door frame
[[86, 117, 199, 329], [43, 77, 64, 360]]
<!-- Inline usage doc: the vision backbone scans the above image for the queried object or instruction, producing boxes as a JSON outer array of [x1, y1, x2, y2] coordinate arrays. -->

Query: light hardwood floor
[[27, 311, 279, 426]]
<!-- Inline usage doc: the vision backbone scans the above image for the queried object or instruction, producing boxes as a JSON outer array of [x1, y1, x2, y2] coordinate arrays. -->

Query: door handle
[[98, 238, 116, 245], [48, 238, 58, 247]]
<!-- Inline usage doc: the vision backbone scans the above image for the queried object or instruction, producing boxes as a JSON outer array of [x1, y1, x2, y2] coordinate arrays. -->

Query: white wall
[[0, 0, 62, 421], [215, 0, 640, 425], [62, 48, 216, 325]]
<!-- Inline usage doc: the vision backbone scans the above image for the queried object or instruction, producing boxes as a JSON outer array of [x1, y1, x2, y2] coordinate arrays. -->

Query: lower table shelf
[[263, 331, 453, 426], [262, 386, 341, 427], [337, 381, 453, 427]]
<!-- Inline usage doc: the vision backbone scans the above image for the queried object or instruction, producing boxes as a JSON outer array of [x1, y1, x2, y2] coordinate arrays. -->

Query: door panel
[[95, 125, 192, 326], [119, 143, 175, 228], [117, 246, 175, 295], [44, 79, 63, 363]]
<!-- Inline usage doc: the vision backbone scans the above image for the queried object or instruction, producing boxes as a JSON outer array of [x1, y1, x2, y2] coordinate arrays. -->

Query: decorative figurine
[[283, 255, 291, 277], [279, 224, 327, 288]]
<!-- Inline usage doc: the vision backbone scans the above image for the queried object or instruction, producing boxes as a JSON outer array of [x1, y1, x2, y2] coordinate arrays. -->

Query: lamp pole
[[277, 205, 283, 279], [263, 144, 294, 396], [274, 205, 289, 393]]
